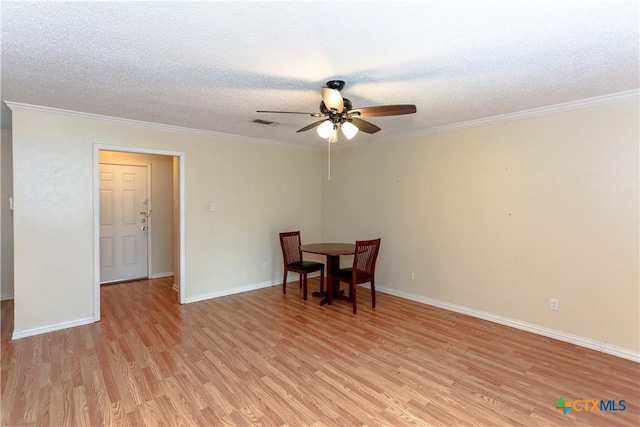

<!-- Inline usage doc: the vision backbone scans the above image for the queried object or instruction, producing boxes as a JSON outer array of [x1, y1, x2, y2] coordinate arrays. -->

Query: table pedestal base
[[313, 289, 348, 305], [300, 243, 356, 306]]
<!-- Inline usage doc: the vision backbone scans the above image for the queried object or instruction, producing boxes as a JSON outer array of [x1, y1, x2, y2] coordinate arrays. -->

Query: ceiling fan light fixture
[[341, 121, 359, 140], [316, 120, 334, 138]]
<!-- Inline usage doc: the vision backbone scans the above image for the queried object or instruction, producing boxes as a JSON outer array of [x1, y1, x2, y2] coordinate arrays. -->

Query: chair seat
[[334, 267, 372, 283], [287, 261, 324, 273], [280, 231, 325, 301]]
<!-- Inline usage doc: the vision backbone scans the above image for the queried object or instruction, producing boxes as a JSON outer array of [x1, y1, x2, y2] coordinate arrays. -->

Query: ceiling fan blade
[[321, 87, 344, 113], [296, 119, 329, 133], [257, 110, 322, 117], [351, 118, 381, 134], [349, 104, 417, 118]]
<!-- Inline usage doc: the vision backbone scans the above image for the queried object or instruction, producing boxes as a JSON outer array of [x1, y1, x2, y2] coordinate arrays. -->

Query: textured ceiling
[[1, 1, 638, 147]]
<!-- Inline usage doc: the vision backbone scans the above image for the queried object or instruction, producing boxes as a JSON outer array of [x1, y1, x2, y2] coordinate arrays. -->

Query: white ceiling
[[1, 1, 638, 147]]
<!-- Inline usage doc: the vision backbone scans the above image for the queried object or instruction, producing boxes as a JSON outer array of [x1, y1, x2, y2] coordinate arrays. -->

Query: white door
[[100, 163, 149, 283]]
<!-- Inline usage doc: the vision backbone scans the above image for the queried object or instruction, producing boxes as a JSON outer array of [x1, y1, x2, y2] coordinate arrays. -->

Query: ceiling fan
[[257, 80, 417, 143]]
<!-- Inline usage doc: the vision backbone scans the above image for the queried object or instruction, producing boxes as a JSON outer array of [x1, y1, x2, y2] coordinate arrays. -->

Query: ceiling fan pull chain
[[328, 139, 331, 182]]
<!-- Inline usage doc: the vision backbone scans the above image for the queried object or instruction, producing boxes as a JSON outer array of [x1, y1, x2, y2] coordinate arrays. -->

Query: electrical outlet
[[262, 261, 268, 271], [409, 271, 415, 280], [549, 298, 559, 311]]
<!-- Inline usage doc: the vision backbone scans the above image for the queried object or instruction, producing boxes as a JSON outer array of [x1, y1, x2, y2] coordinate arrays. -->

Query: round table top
[[301, 243, 355, 256]]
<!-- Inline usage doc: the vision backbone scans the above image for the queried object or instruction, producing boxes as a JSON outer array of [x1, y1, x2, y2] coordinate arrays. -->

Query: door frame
[[99, 161, 152, 284], [93, 144, 186, 322]]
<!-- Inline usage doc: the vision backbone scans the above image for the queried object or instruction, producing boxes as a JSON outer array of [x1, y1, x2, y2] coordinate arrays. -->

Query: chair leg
[[352, 283, 357, 314], [370, 279, 376, 309], [320, 269, 324, 295], [303, 273, 308, 300], [283, 270, 288, 294]]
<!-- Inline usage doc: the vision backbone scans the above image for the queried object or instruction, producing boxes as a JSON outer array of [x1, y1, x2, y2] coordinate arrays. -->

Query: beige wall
[[99, 151, 175, 277], [11, 109, 322, 336], [322, 98, 639, 352], [8, 97, 639, 356], [1, 129, 14, 299]]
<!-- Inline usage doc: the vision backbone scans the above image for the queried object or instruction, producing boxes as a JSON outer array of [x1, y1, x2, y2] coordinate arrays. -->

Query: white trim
[[7, 90, 638, 152], [336, 89, 640, 148], [178, 153, 185, 304], [94, 144, 187, 323], [1, 294, 14, 301], [377, 286, 640, 363], [93, 147, 100, 320], [185, 275, 320, 304], [185, 280, 279, 304], [406, 89, 639, 138], [12, 317, 94, 340], [150, 272, 174, 279], [4, 101, 313, 150]]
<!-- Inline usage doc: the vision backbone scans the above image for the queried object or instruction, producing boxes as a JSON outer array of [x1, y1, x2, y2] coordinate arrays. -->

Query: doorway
[[93, 145, 186, 322]]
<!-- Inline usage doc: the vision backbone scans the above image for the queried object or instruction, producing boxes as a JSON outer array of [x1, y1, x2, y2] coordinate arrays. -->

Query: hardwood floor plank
[[244, 380, 300, 426], [72, 385, 91, 427], [260, 375, 329, 425], [2, 277, 638, 426]]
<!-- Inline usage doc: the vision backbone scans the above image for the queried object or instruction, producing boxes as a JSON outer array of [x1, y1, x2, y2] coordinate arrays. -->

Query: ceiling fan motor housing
[[320, 98, 352, 124]]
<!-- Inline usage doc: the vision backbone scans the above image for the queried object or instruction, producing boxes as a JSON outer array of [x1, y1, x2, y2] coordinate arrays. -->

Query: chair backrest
[[279, 231, 303, 265], [352, 238, 381, 279]]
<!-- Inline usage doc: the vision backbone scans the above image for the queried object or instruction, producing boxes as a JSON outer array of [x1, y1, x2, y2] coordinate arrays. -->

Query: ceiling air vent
[[253, 119, 275, 125]]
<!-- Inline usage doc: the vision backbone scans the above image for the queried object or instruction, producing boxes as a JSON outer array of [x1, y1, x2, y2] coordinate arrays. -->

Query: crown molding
[[337, 89, 640, 149], [3, 101, 316, 151], [5, 89, 638, 151], [386, 89, 640, 143]]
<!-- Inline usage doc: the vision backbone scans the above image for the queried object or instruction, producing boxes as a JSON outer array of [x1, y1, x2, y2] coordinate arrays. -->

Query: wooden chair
[[279, 231, 324, 300], [327, 238, 380, 314]]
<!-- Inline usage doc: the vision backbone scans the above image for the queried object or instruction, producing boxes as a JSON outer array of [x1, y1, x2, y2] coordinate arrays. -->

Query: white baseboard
[[150, 272, 174, 279], [18, 280, 633, 362], [184, 274, 316, 304], [377, 286, 640, 363], [1, 293, 14, 301], [185, 279, 280, 304], [12, 317, 95, 340]]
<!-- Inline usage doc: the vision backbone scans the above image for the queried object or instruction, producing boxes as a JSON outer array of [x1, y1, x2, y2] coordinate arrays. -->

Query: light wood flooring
[[1, 277, 638, 426]]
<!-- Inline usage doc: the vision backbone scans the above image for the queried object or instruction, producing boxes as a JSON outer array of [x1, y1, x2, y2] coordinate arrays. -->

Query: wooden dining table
[[301, 242, 355, 305]]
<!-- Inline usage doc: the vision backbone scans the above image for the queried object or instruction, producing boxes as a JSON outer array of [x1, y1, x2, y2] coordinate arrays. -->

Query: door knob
[[141, 226, 147, 231]]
